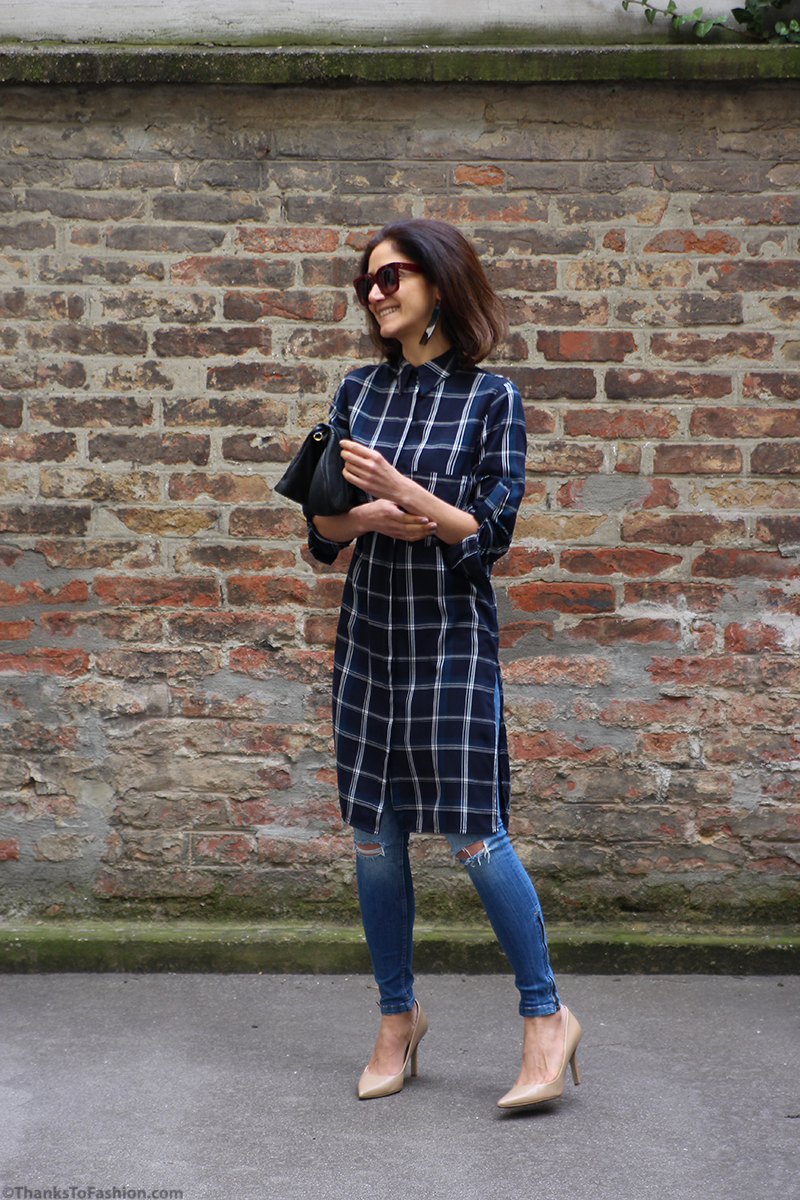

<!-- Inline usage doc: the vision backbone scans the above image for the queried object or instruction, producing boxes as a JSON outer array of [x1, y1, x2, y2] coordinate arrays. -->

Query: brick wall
[[1, 81, 799, 922]]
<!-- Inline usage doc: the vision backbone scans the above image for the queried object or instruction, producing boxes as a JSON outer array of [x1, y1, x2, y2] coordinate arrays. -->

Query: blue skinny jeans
[[353, 800, 561, 1018]]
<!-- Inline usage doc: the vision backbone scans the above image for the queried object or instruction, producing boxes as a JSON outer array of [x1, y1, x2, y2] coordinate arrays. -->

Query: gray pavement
[[1, 972, 798, 1200]]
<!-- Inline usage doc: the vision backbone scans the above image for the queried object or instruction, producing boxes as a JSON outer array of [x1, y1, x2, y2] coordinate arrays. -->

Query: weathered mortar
[[0, 78, 799, 923]]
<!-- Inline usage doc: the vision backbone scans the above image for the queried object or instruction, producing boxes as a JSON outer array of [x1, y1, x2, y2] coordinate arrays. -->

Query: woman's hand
[[340, 440, 408, 506], [338, 438, 479, 546]]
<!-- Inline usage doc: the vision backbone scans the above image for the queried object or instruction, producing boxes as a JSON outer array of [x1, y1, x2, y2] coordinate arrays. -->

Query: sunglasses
[[352, 261, 424, 306]]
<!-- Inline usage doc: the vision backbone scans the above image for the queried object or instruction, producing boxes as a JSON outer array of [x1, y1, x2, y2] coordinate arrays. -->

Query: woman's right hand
[[365, 500, 437, 542], [313, 500, 436, 545]]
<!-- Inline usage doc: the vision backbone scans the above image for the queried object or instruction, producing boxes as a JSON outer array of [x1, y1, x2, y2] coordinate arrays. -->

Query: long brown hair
[[358, 219, 507, 370]]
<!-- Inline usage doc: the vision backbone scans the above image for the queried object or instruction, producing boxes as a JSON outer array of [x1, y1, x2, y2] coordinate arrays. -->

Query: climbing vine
[[621, 0, 800, 41]]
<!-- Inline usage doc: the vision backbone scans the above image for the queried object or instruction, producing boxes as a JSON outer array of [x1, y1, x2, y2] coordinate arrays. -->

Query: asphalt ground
[[1, 972, 798, 1200]]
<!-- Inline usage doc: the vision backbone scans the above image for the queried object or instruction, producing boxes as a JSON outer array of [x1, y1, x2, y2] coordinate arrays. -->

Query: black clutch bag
[[274, 423, 364, 516]]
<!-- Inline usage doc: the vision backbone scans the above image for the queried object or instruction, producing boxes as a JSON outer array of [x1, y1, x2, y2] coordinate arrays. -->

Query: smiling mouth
[[375, 305, 400, 320]]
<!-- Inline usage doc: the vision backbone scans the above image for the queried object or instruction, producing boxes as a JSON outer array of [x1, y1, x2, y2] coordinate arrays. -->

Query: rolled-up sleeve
[[443, 379, 526, 582], [305, 380, 355, 564]]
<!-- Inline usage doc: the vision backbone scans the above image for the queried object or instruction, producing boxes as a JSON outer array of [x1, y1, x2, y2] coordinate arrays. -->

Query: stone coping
[[1, 921, 797, 974], [0, 42, 799, 86]]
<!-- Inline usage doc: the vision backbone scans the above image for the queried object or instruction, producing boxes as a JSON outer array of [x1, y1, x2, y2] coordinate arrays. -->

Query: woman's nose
[[368, 279, 384, 304]]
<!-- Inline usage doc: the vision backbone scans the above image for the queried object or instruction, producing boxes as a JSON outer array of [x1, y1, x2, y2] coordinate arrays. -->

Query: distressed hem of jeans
[[354, 839, 385, 858]]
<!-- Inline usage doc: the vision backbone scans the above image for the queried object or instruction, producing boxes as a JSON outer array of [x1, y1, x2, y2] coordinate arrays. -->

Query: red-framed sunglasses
[[352, 261, 424, 306]]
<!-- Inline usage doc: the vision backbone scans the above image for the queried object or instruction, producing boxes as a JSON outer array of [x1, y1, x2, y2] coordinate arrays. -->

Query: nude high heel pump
[[497, 1006, 582, 1110], [358, 1001, 428, 1100]]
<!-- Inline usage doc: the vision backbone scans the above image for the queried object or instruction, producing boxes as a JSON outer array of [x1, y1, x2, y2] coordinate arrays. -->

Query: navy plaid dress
[[307, 350, 527, 835]]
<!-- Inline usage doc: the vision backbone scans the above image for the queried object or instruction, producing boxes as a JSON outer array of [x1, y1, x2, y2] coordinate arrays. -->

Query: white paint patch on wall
[[0, 0, 736, 46]]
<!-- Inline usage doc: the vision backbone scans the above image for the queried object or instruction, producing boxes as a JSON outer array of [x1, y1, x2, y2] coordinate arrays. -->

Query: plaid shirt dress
[[307, 350, 527, 836]]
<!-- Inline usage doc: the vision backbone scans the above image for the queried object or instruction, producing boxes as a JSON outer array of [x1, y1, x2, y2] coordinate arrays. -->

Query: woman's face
[[365, 240, 440, 351]]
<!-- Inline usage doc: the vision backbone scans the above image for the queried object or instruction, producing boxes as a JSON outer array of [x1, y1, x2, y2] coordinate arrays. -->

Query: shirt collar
[[394, 348, 458, 395]]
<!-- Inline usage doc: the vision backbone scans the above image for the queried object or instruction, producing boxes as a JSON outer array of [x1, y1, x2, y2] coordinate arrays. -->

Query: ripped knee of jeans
[[453, 839, 490, 868], [354, 840, 385, 858]]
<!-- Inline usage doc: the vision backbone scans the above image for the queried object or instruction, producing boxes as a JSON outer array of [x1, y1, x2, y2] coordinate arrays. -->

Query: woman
[[308, 218, 581, 1108]]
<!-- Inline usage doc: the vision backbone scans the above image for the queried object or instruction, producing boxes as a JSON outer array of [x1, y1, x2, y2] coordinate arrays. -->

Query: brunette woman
[[307, 218, 581, 1108]]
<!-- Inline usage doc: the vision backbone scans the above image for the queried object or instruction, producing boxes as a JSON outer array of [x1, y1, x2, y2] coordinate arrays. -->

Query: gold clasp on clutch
[[313, 429, 325, 442]]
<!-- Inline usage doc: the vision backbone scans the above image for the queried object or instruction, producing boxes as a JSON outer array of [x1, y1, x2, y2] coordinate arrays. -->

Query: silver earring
[[419, 303, 441, 346]]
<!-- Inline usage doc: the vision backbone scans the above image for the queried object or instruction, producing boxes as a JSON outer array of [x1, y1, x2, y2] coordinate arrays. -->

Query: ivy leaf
[[666, 0, 677, 11], [622, 1, 629, 10], [646, 7, 656, 22], [690, 6, 704, 17]]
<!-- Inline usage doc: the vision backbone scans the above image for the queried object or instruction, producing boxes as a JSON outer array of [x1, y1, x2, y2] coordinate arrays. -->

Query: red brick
[[228, 508, 307, 538], [194, 834, 256, 865], [492, 547, 555, 576], [508, 582, 615, 614], [93, 577, 220, 607], [605, 369, 732, 401], [152, 327, 273, 357], [537, 331, 636, 362], [0, 579, 88, 606], [743, 373, 800, 402], [228, 575, 343, 609], [692, 196, 800, 225], [0, 396, 23, 428], [0, 506, 90, 535], [177, 544, 294, 572], [561, 548, 681, 576], [168, 473, 270, 503], [566, 618, 680, 645], [0, 221, 56, 248], [756, 516, 800, 545], [615, 445, 642, 474], [506, 296, 608, 327], [287, 328, 374, 359], [453, 165, 505, 186], [26, 323, 147, 356], [724, 622, 783, 653], [88, 434, 210, 466], [643, 230, 740, 254], [29, 397, 153, 428], [229, 646, 334, 683], [0, 618, 34, 639], [223, 290, 347, 323], [166, 398, 286, 429], [690, 407, 800, 439], [426, 197, 548, 223], [34, 540, 158, 570], [304, 615, 339, 646], [207, 363, 326, 393], [692, 549, 800, 580], [0, 648, 89, 676], [651, 332, 773, 362], [559, 195, 668, 225], [0, 432, 77, 462], [506, 367, 596, 400], [751, 443, 800, 475], [96, 649, 220, 680], [171, 257, 294, 287], [522, 406, 557, 435], [701, 260, 800, 293], [565, 408, 677, 439], [41, 611, 163, 642], [602, 229, 625, 251], [510, 730, 614, 764], [622, 513, 745, 545], [0, 838, 20, 860], [624, 581, 731, 610], [653, 444, 742, 475], [169, 610, 295, 645], [526, 442, 604, 474], [497, 619, 554, 646], [648, 655, 761, 689], [235, 226, 340, 253]]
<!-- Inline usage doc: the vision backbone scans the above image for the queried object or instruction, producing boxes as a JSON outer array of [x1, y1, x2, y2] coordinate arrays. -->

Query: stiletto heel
[[569, 1051, 580, 1086], [358, 1001, 428, 1099], [497, 1006, 582, 1110]]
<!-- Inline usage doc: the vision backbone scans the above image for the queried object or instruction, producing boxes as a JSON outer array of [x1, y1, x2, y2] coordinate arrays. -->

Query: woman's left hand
[[340, 440, 409, 508]]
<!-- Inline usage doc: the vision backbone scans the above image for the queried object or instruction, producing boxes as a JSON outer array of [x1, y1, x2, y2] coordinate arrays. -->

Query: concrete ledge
[[1, 922, 797, 974], [0, 43, 799, 86]]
